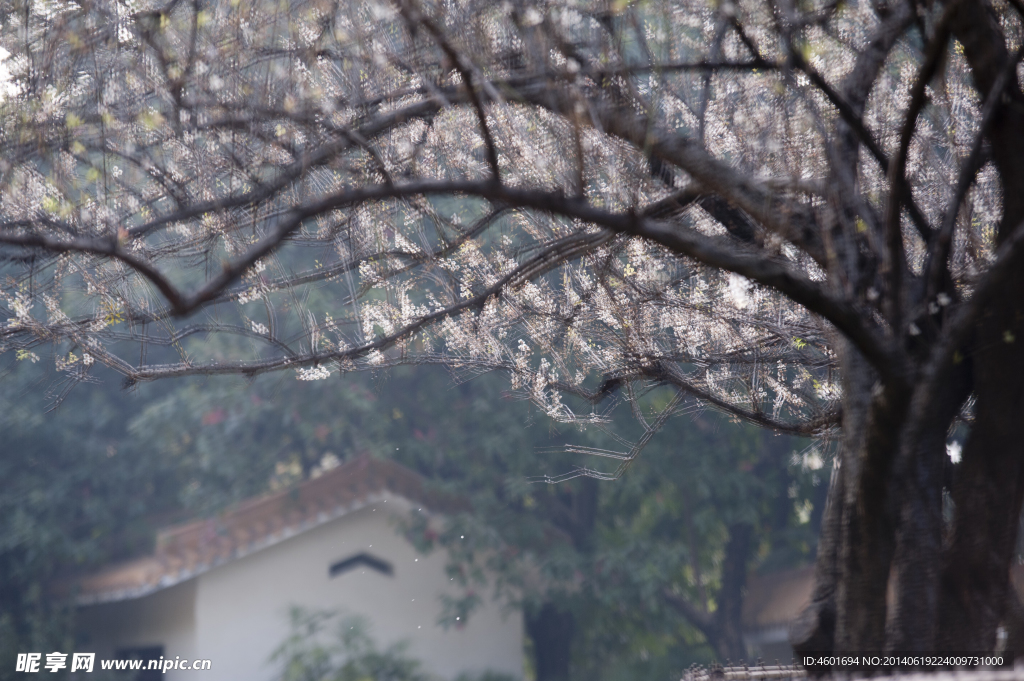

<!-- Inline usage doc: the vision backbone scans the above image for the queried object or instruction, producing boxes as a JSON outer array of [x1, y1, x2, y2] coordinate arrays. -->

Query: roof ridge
[[74, 456, 457, 605]]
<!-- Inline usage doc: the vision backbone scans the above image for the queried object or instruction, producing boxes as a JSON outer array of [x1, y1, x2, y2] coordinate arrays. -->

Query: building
[[72, 457, 524, 681], [741, 566, 815, 663]]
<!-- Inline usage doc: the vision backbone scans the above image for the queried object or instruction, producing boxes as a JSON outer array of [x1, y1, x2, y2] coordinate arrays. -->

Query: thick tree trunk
[[937, 0, 1024, 652], [938, 263, 1024, 650], [771, 0, 1024, 660], [526, 602, 575, 681], [832, 344, 903, 654], [789, 5, 914, 658], [1001, 589, 1024, 656], [794, 339, 919, 657], [882, 325, 972, 649], [884, 401, 956, 650]]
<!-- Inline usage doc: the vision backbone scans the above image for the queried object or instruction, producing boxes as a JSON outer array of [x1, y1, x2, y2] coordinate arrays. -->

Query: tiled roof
[[74, 457, 455, 605]]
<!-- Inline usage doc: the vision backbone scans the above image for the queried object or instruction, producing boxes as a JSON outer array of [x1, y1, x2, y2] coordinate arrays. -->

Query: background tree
[[132, 365, 822, 671], [0, 363, 197, 680], [2, 0, 1023, 656], [0, 355, 823, 679]]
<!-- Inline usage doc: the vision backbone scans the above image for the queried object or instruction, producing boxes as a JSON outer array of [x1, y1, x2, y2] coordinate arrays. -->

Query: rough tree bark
[[792, 0, 1024, 657], [787, 339, 899, 656], [935, 0, 1024, 653]]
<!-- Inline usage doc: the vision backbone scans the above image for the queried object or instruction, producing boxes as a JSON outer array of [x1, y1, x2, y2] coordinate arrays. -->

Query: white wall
[[76, 578, 197, 679], [80, 499, 523, 681]]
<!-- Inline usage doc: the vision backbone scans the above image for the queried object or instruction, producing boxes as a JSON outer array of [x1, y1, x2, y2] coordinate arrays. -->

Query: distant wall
[[76, 578, 197, 680], [79, 499, 523, 681]]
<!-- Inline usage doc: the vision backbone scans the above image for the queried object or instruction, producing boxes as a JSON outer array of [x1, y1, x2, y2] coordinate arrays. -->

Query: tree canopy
[[0, 357, 823, 680], [3, 0, 1024, 658]]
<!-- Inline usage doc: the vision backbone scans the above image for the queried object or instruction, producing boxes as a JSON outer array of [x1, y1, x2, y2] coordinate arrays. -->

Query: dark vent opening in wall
[[329, 552, 394, 577]]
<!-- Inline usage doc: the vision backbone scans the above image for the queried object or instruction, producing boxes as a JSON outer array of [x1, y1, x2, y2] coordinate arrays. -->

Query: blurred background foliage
[[271, 606, 518, 681], [0, 352, 829, 681], [272, 607, 434, 681]]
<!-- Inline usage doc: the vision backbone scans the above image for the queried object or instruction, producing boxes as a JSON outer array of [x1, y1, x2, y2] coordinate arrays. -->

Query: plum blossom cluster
[[0, 0, 1000, 470]]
